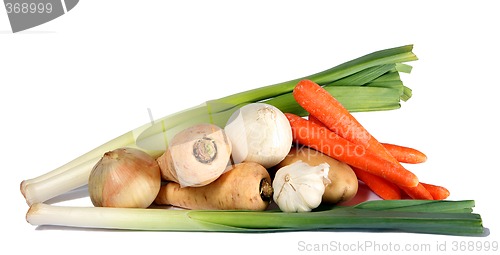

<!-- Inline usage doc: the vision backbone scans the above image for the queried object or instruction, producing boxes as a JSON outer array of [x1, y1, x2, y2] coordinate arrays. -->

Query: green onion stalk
[[20, 45, 417, 205], [26, 200, 485, 236]]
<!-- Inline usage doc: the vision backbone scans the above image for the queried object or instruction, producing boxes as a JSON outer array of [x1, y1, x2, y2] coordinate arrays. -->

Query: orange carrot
[[307, 114, 325, 126], [309, 115, 428, 164], [303, 107, 433, 200], [285, 113, 419, 188], [296, 113, 429, 201], [310, 114, 432, 199], [302, 93, 432, 199], [352, 167, 402, 200], [401, 183, 434, 200], [381, 143, 427, 164], [294, 79, 389, 156], [421, 183, 450, 200]]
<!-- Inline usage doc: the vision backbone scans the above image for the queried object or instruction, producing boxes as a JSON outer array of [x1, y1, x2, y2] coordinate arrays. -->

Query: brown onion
[[88, 147, 161, 208]]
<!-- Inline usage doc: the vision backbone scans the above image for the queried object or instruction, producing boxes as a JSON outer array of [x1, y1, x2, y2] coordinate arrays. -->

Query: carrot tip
[[421, 182, 450, 200]]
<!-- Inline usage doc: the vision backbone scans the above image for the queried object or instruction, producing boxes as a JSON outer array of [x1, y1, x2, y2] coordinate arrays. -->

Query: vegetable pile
[[21, 45, 485, 236]]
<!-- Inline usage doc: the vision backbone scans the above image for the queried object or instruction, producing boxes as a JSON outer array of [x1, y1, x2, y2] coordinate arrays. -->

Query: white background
[[2, 0, 499, 254]]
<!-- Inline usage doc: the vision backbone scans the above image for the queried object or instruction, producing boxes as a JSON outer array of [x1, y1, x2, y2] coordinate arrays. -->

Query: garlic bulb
[[224, 103, 292, 168], [88, 147, 161, 208], [272, 161, 331, 212]]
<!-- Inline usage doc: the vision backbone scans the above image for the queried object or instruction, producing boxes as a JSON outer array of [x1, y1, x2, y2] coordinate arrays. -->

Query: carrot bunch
[[287, 79, 449, 200]]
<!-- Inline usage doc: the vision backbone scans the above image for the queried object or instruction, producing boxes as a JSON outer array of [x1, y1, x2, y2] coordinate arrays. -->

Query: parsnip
[[155, 162, 273, 211]]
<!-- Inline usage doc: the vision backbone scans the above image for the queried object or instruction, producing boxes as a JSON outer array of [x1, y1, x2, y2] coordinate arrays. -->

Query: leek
[[26, 200, 485, 236], [21, 45, 418, 205]]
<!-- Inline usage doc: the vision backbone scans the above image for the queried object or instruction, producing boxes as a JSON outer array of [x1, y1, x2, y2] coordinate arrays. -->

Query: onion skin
[[88, 148, 161, 208]]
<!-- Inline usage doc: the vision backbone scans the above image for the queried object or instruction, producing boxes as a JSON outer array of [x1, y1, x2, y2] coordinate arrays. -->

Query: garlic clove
[[272, 161, 330, 212]]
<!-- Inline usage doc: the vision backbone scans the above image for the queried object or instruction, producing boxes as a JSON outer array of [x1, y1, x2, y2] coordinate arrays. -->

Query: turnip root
[[156, 123, 232, 187], [154, 162, 273, 210], [224, 103, 292, 168], [275, 146, 358, 204]]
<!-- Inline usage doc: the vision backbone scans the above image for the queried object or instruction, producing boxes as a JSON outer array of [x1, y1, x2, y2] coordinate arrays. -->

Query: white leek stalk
[[26, 200, 485, 236]]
